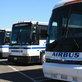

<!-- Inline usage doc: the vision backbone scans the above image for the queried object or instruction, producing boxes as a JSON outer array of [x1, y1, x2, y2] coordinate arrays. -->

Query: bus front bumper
[[0, 52, 9, 58], [43, 63, 82, 82], [8, 55, 39, 64]]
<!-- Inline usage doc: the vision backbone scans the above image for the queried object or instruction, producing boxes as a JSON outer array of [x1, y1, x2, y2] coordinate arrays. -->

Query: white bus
[[0, 29, 11, 58], [8, 21, 48, 64], [43, 0, 82, 82]]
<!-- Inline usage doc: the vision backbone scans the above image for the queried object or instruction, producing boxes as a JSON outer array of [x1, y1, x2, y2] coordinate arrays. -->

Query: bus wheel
[[40, 52, 45, 64]]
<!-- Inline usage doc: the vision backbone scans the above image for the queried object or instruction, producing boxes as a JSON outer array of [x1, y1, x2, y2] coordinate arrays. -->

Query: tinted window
[[11, 23, 32, 45], [38, 25, 48, 40], [68, 14, 82, 38], [49, 21, 58, 43], [0, 30, 5, 44]]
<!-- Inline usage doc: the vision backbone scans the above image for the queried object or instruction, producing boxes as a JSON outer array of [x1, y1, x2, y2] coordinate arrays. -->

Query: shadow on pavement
[[0, 59, 66, 82], [0, 68, 55, 82]]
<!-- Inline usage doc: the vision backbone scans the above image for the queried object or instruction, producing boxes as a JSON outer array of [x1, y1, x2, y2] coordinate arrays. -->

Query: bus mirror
[[32, 33, 36, 42], [52, 22, 57, 27]]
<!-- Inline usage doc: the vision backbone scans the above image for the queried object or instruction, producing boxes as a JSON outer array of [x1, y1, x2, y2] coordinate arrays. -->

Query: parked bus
[[0, 29, 11, 58], [43, 0, 82, 82], [8, 21, 48, 64]]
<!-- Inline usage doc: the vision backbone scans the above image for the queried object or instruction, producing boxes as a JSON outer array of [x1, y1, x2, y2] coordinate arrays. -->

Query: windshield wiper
[[65, 10, 79, 50]]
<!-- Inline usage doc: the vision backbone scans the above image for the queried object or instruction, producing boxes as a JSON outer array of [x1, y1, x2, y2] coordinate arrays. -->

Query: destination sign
[[15, 24, 29, 27]]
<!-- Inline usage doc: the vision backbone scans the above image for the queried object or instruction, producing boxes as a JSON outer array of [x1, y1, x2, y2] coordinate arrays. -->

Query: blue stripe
[[9, 47, 45, 49], [0, 46, 9, 48], [9, 47, 31, 49], [47, 59, 79, 64], [46, 56, 82, 61], [52, 60, 79, 64], [32, 47, 45, 49]]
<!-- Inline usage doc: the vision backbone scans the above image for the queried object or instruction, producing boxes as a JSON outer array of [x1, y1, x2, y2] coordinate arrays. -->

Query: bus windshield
[[48, 4, 82, 44], [68, 13, 82, 38], [11, 23, 32, 45], [0, 30, 5, 45]]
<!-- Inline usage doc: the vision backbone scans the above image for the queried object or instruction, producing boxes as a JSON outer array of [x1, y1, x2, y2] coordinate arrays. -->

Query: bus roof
[[38, 22, 48, 26], [15, 21, 48, 26], [0, 29, 11, 31], [53, 0, 82, 10]]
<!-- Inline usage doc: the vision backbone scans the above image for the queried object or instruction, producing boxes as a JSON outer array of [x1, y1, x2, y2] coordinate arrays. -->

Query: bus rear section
[[43, 0, 82, 82], [0, 29, 11, 58], [8, 21, 48, 64]]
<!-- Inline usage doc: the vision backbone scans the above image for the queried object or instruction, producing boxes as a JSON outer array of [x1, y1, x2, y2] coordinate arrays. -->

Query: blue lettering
[[58, 52, 63, 57], [69, 53, 74, 57], [52, 52, 56, 56], [63, 52, 68, 57], [74, 53, 79, 58], [56, 52, 59, 56], [52, 52, 79, 58], [11, 50, 23, 52]]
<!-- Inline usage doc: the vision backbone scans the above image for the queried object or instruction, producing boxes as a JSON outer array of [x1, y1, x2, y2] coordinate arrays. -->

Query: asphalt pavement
[[0, 59, 65, 82]]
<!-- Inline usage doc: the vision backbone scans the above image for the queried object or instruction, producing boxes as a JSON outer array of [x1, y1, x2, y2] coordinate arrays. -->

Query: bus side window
[[5, 32, 11, 44], [40, 30, 47, 40], [39, 26, 48, 40], [49, 21, 58, 43], [32, 33, 39, 45]]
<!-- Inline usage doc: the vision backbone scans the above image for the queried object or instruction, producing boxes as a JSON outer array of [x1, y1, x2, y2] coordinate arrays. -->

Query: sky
[[0, 0, 61, 29]]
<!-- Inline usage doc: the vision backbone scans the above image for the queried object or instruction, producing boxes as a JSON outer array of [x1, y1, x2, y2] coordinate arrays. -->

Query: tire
[[40, 52, 45, 64]]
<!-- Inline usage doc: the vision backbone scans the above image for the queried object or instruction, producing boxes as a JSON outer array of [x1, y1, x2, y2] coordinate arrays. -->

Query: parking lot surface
[[0, 59, 65, 82]]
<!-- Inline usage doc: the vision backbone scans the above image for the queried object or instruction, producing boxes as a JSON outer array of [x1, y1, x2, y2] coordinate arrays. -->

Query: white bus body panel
[[54, 0, 74, 9], [43, 63, 82, 82], [0, 45, 9, 57], [9, 40, 46, 57], [43, 51, 82, 82]]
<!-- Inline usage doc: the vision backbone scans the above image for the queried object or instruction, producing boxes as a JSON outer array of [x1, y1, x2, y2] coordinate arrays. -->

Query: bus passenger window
[[5, 32, 11, 44], [31, 33, 39, 45]]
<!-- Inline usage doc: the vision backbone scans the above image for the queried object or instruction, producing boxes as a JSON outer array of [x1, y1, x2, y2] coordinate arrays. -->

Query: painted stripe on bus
[[9, 47, 46, 49], [46, 58, 80, 65], [0, 46, 9, 48]]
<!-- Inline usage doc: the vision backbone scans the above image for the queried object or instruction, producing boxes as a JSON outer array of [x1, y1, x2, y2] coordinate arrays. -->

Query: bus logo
[[52, 52, 79, 58], [11, 50, 23, 53]]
